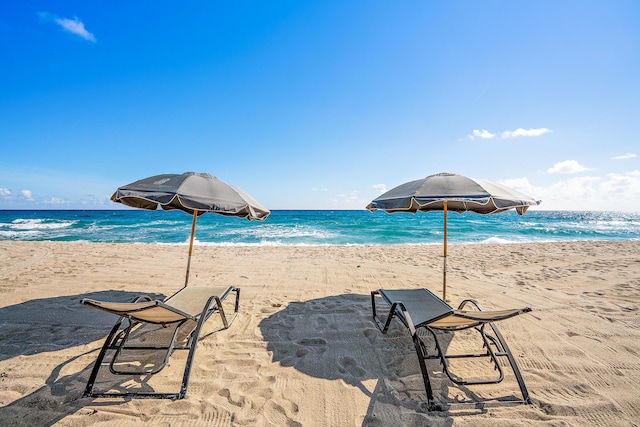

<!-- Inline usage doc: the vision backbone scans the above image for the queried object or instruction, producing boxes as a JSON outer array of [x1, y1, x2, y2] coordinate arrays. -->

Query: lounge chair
[[81, 285, 239, 399], [371, 288, 531, 410]]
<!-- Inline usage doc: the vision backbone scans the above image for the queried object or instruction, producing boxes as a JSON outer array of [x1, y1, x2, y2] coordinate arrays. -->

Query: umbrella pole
[[443, 201, 447, 301], [185, 210, 198, 287]]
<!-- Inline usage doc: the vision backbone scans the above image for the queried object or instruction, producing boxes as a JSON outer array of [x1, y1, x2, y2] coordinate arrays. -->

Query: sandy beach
[[0, 240, 639, 426]]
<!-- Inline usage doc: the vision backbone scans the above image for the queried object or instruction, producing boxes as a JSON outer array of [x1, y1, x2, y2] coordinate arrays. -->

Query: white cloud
[[21, 190, 33, 200], [533, 171, 640, 211], [372, 184, 387, 194], [468, 127, 552, 141], [44, 197, 68, 205], [600, 170, 640, 196], [55, 18, 96, 42], [39, 12, 96, 42], [501, 128, 552, 138], [547, 176, 601, 201], [499, 177, 540, 200], [56, 17, 96, 41], [468, 129, 496, 140], [0, 188, 11, 197], [547, 160, 591, 174], [611, 153, 637, 160]]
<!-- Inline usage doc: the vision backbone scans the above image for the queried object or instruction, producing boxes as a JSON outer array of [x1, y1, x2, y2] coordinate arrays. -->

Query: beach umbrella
[[366, 172, 539, 301], [111, 172, 270, 286]]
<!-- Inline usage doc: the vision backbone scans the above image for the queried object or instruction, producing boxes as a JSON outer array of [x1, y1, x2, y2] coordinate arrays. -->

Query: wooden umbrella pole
[[443, 201, 448, 301], [185, 209, 198, 287]]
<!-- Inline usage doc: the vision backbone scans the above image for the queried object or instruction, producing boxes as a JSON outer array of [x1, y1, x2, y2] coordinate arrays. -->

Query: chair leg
[[371, 291, 390, 332], [411, 333, 443, 411], [208, 287, 240, 331], [371, 291, 408, 334], [83, 318, 125, 398], [178, 296, 216, 398], [178, 288, 241, 399], [486, 322, 531, 404]]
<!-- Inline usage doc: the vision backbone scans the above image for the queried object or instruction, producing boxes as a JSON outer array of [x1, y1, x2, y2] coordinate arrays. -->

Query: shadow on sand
[[0, 290, 165, 426], [259, 293, 462, 426], [0, 290, 164, 361]]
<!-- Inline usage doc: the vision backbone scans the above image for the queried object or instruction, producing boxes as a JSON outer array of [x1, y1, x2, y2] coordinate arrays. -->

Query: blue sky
[[1, 1, 639, 211]]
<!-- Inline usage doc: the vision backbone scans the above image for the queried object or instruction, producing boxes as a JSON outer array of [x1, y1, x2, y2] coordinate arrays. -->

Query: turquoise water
[[0, 210, 639, 245]]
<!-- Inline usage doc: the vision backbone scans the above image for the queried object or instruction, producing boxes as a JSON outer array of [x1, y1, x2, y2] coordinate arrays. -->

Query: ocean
[[1, 210, 639, 246]]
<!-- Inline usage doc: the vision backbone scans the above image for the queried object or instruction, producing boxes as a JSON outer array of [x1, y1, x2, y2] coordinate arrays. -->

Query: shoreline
[[1, 240, 639, 426], [2, 237, 639, 247]]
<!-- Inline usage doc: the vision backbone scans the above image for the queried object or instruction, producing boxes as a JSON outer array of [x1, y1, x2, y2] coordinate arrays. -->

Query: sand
[[0, 240, 639, 426]]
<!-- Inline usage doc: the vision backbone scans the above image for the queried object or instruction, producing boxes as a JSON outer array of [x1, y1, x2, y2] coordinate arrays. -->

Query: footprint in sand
[[316, 316, 328, 328], [363, 328, 378, 344], [338, 356, 366, 378], [218, 388, 245, 407], [264, 399, 301, 427], [297, 337, 327, 346], [288, 338, 328, 362]]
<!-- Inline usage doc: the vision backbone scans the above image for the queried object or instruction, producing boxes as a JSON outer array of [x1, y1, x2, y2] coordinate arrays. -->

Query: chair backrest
[[378, 289, 454, 327], [165, 286, 232, 315]]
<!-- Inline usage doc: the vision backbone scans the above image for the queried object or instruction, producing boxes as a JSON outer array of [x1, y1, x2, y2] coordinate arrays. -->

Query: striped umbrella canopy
[[111, 172, 270, 286], [367, 172, 539, 300]]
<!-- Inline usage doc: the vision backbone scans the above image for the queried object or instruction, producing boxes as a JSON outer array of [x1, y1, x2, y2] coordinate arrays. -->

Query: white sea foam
[[214, 224, 337, 241], [4, 219, 76, 230], [0, 230, 39, 238], [479, 237, 518, 244]]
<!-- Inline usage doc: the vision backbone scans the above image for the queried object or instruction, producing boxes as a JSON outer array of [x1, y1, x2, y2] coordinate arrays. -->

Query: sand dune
[[0, 240, 639, 426]]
